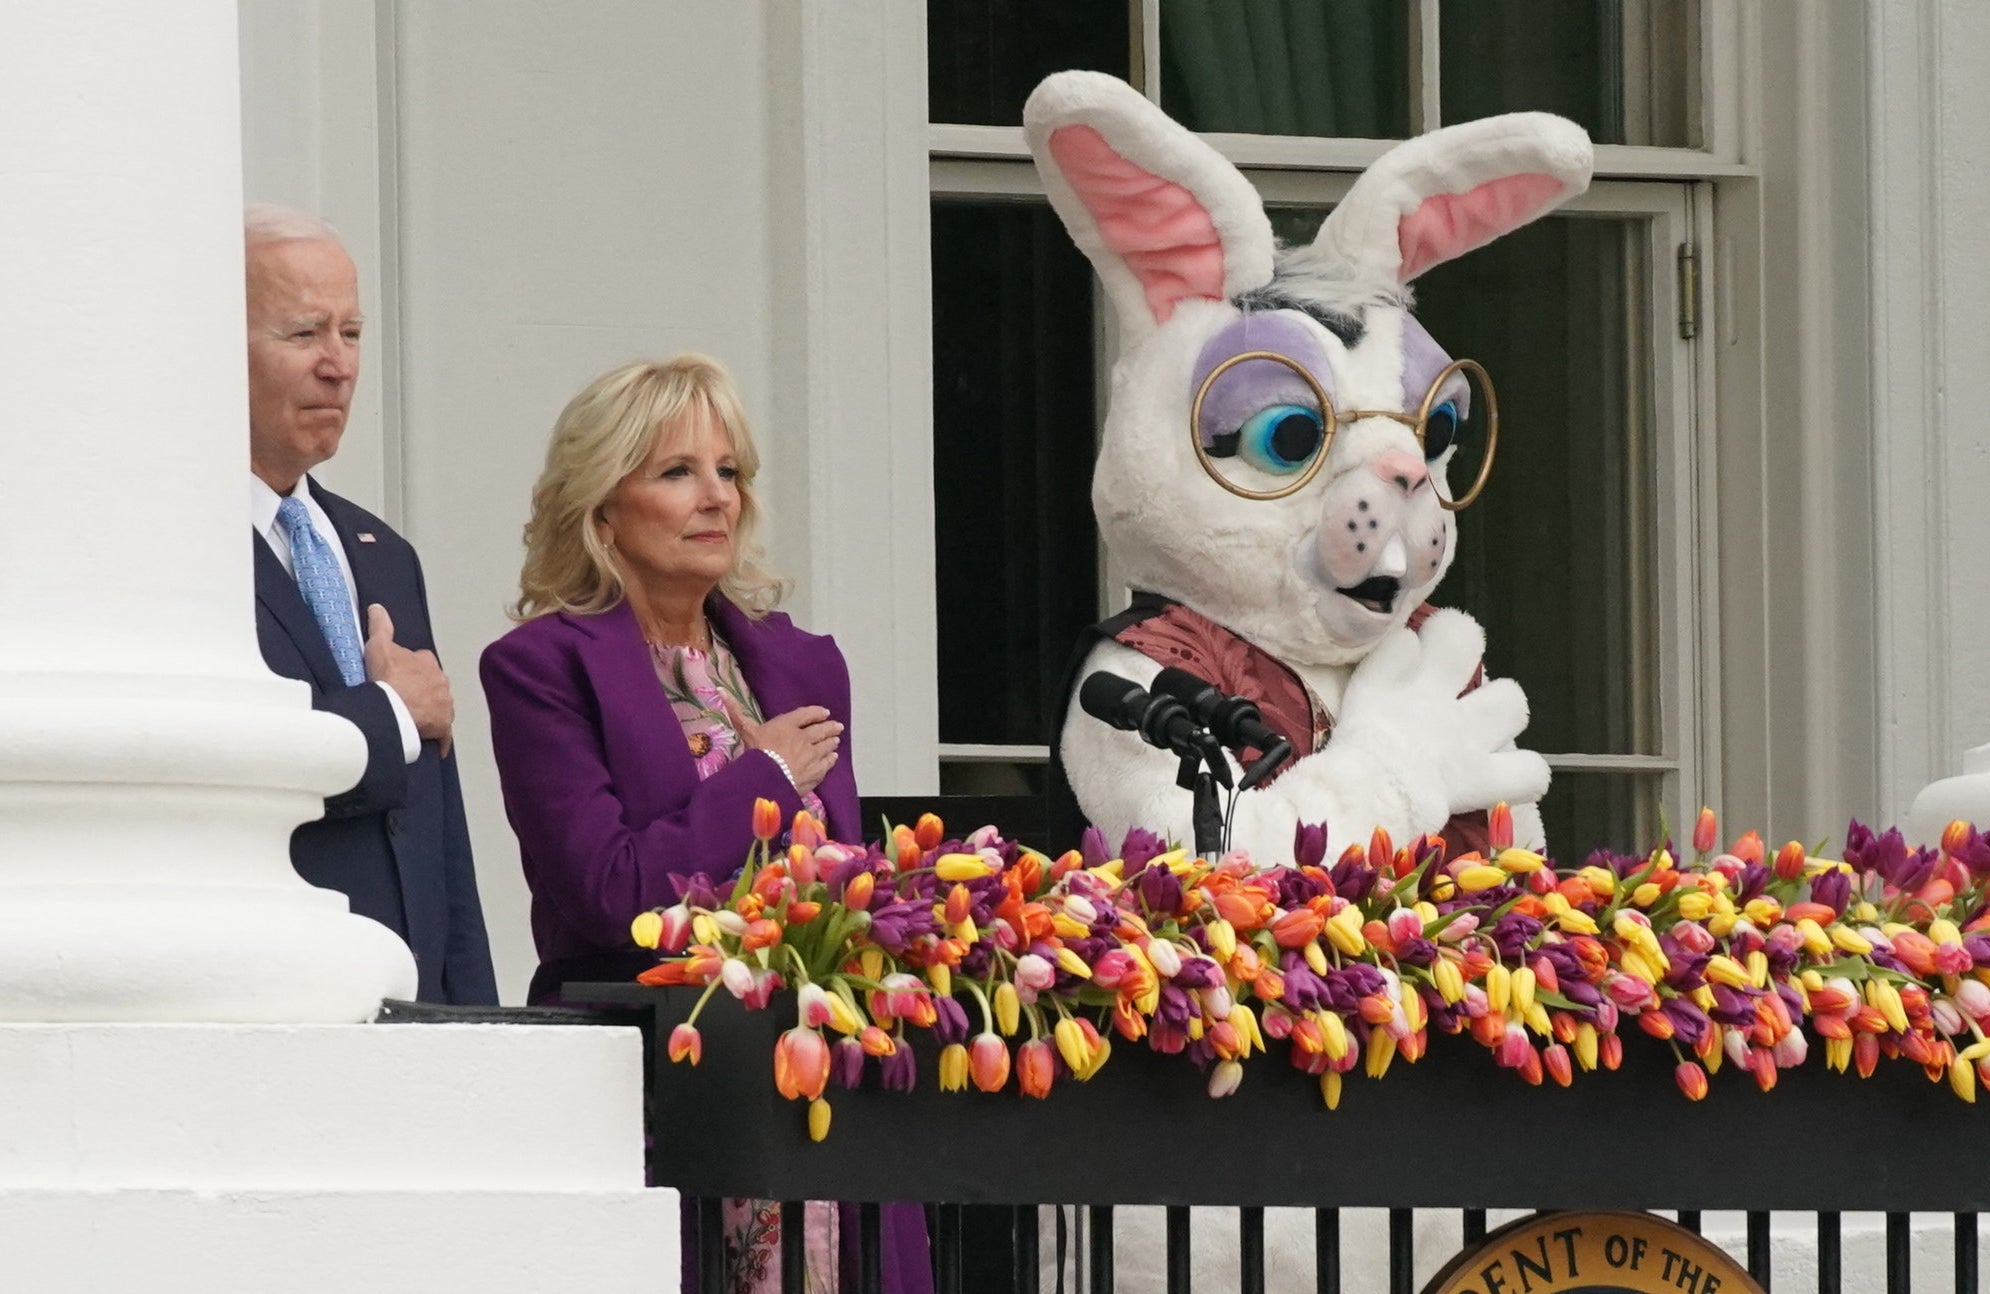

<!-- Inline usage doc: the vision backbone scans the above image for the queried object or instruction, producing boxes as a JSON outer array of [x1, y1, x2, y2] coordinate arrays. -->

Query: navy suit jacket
[[253, 480, 498, 1005]]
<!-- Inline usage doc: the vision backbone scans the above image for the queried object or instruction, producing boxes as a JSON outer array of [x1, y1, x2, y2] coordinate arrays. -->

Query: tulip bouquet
[[631, 797, 1990, 1140]]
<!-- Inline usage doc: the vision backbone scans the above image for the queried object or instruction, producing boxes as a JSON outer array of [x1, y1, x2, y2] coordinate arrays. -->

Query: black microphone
[[1150, 666, 1294, 790], [1078, 671, 1231, 787]]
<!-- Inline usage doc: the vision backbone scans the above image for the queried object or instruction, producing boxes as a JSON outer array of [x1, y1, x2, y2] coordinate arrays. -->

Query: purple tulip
[[830, 1038, 865, 1090], [1139, 864, 1183, 914], [1709, 984, 1758, 1028], [1661, 997, 1711, 1047], [1810, 868, 1851, 916], [932, 994, 970, 1046], [1080, 826, 1111, 868], [878, 1043, 916, 1093], [1293, 821, 1329, 869], [1120, 827, 1167, 873]]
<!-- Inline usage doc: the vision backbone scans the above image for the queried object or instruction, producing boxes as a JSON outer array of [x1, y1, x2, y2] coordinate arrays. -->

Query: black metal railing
[[554, 982, 1990, 1294]]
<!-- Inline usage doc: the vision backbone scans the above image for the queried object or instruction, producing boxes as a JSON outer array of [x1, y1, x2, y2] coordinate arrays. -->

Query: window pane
[[1439, 0, 1701, 148], [1159, 0, 1411, 138], [928, 0, 1129, 126], [1541, 771, 1664, 864], [1417, 215, 1659, 757], [931, 200, 1100, 748], [1264, 206, 1660, 757]]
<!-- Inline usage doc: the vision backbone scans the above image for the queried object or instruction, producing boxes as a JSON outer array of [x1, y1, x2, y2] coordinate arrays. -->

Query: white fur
[[1022, 71, 1273, 340], [1026, 72, 1587, 860]]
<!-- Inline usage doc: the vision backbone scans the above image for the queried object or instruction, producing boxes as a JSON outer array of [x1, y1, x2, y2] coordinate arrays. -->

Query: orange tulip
[[742, 918, 782, 951], [1692, 807, 1717, 855], [1772, 840, 1807, 882], [1017, 1039, 1055, 1099], [1674, 1060, 1709, 1101], [787, 901, 821, 925], [969, 1033, 1011, 1091], [667, 1022, 702, 1065], [774, 1027, 831, 1101], [752, 797, 782, 842], [843, 871, 875, 910], [914, 813, 945, 852], [945, 883, 974, 927], [1270, 909, 1325, 949], [1488, 802, 1515, 852], [636, 961, 693, 987], [1731, 830, 1765, 865]]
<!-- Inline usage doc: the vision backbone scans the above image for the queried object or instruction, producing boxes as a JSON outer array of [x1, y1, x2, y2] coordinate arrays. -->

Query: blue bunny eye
[[1231, 403, 1325, 475], [1422, 400, 1460, 461]]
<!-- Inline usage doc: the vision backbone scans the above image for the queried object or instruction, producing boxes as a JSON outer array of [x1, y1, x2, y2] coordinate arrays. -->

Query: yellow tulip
[[1206, 918, 1238, 962], [1054, 947, 1092, 979], [1432, 958, 1465, 1004], [938, 1043, 968, 1092], [630, 911, 663, 950], [1496, 848, 1547, 874], [1511, 966, 1537, 1015], [1486, 964, 1512, 1013], [1795, 918, 1832, 957], [1054, 1018, 1091, 1074], [1952, 1057, 1978, 1103], [1318, 1010, 1349, 1061], [1830, 927, 1874, 956], [1676, 892, 1712, 921], [928, 963, 952, 999], [1631, 882, 1661, 907], [1745, 950, 1770, 989], [1557, 909, 1600, 936], [1321, 1070, 1343, 1110], [1704, 955, 1752, 989], [994, 981, 1020, 1035], [1365, 1027, 1397, 1078], [691, 913, 721, 945], [1574, 1022, 1599, 1071], [934, 853, 993, 881], [808, 1098, 832, 1141], [1457, 864, 1509, 892]]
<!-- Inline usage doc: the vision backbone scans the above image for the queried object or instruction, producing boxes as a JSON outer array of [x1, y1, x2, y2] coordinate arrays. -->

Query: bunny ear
[[1024, 72, 1273, 338], [1313, 112, 1593, 288]]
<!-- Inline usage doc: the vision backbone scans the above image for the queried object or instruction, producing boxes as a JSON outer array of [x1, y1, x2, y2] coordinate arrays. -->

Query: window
[[928, 1, 1728, 859]]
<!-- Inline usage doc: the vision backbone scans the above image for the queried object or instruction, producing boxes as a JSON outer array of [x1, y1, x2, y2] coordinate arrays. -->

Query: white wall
[[239, 0, 932, 1003]]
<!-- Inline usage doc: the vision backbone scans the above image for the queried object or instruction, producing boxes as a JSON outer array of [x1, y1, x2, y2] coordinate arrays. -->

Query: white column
[[0, 0, 415, 1021]]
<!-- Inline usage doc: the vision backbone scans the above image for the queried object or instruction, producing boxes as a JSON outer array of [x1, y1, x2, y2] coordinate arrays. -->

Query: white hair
[[244, 202, 342, 248]]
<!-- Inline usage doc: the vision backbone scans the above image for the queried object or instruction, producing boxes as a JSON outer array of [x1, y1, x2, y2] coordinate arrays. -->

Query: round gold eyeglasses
[[1188, 351, 1500, 510]]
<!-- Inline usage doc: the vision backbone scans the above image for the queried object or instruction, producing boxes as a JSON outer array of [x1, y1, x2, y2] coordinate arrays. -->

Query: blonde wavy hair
[[512, 354, 787, 621]]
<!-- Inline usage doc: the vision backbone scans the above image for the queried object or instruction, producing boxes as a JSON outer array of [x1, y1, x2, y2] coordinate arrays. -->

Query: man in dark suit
[[244, 204, 497, 1005]]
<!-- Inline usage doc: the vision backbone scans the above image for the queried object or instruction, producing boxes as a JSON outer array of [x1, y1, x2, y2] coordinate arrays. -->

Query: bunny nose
[[1372, 450, 1429, 496]]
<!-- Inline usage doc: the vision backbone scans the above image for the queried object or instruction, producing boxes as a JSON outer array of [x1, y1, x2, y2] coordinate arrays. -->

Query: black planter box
[[568, 982, 1990, 1213]]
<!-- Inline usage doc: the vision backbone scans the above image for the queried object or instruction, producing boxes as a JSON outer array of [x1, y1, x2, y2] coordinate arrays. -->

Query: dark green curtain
[[1159, 0, 1411, 139]]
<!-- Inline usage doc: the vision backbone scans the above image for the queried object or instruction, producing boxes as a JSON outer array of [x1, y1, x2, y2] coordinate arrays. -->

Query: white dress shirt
[[251, 475, 421, 764]]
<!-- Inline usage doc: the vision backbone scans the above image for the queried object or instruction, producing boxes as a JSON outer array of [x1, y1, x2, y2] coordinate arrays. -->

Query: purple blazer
[[480, 594, 861, 1004], [484, 597, 931, 1293]]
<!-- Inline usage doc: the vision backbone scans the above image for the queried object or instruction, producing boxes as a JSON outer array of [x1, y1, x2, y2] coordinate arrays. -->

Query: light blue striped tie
[[276, 496, 366, 687]]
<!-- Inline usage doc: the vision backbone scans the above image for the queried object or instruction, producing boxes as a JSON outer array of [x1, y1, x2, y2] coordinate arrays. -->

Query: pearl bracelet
[[766, 750, 796, 787]]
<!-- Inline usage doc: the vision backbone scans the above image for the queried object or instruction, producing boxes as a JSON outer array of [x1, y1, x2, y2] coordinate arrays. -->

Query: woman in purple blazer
[[482, 354, 929, 1294]]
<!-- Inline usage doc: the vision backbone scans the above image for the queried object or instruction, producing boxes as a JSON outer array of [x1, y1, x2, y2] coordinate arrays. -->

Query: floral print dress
[[652, 636, 833, 1293]]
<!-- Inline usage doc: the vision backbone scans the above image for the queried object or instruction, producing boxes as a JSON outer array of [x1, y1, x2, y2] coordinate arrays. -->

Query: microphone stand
[[1177, 750, 1227, 862]]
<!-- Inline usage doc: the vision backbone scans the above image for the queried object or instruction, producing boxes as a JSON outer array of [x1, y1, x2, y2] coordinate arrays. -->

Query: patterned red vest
[[1109, 598, 1491, 859]]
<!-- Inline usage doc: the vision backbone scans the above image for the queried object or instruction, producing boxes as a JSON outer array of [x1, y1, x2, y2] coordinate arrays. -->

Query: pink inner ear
[[1397, 172, 1567, 282], [1048, 124, 1224, 324]]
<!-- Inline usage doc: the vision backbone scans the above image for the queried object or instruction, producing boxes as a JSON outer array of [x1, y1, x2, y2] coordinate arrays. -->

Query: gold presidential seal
[[1423, 1211, 1762, 1294]]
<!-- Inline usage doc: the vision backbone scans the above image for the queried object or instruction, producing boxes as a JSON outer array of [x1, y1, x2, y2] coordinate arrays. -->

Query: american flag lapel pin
[[357, 532, 377, 543]]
